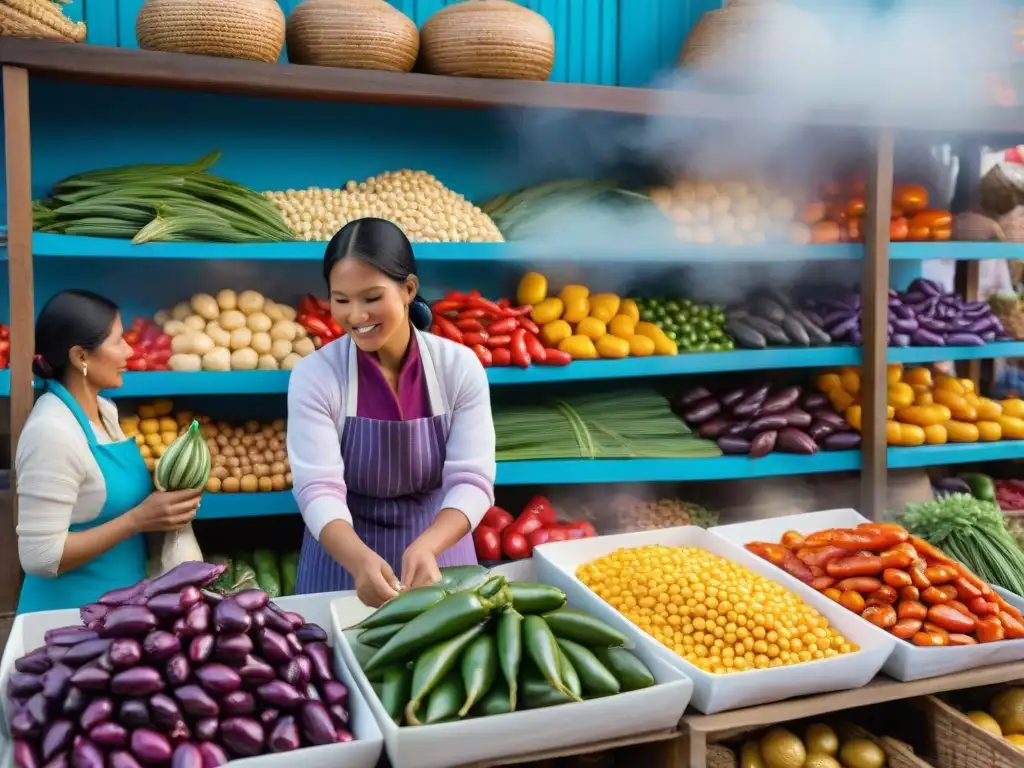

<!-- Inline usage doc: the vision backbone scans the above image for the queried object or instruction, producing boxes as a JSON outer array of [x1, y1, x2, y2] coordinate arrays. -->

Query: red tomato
[[127, 358, 148, 371], [0, 325, 9, 340], [123, 331, 140, 346], [565, 521, 597, 539], [473, 525, 501, 561], [130, 317, 148, 332], [522, 496, 557, 525], [506, 512, 544, 538], [545, 527, 569, 543], [502, 531, 530, 560], [481, 506, 514, 532], [153, 334, 172, 349], [528, 528, 552, 549], [0, 339, 10, 355]]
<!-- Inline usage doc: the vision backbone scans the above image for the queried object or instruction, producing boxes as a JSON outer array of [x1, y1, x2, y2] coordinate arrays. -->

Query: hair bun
[[410, 296, 433, 331], [32, 354, 55, 379]]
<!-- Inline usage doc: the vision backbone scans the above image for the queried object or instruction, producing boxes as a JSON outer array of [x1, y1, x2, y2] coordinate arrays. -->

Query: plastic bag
[[159, 522, 204, 574]]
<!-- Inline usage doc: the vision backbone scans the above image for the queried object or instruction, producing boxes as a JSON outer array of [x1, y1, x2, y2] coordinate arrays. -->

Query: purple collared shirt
[[355, 340, 431, 421]]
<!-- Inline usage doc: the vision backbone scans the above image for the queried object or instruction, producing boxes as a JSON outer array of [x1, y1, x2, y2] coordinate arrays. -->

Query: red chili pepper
[[486, 335, 511, 348], [537, 349, 572, 366], [445, 290, 468, 302], [456, 318, 484, 332], [468, 289, 481, 298], [509, 328, 531, 368], [458, 308, 487, 321], [299, 294, 321, 315], [518, 316, 540, 334], [462, 331, 489, 347], [466, 295, 508, 317], [434, 315, 464, 344], [300, 315, 333, 340], [506, 305, 533, 317], [497, 298, 511, 309], [471, 344, 492, 367], [491, 347, 511, 366], [327, 318, 343, 337], [429, 324, 442, 336], [522, 331, 547, 362], [431, 299, 464, 316], [486, 317, 518, 335]]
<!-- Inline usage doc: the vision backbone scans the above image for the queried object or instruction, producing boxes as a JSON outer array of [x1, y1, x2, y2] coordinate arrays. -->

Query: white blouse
[[16, 393, 126, 577]]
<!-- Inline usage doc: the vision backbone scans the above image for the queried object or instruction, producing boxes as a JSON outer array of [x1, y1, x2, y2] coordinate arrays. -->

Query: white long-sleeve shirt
[[16, 393, 126, 577], [286, 330, 497, 541]]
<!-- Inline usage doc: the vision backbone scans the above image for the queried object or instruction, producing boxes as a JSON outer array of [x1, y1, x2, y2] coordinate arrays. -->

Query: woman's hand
[[352, 549, 401, 607], [129, 490, 202, 533], [402, 541, 442, 590]]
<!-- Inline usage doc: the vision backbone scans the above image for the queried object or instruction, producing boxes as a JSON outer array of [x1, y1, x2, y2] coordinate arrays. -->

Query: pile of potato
[[122, 401, 292, 493], [156, 289, 316, 372]]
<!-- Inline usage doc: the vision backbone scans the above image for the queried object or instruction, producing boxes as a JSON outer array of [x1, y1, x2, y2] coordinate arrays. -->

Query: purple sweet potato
[[129, 728, 172, 765], [299, 701, 338, 746], [108, 751, 143, 768], [165, 654, 191, 686], [71, 737, 104, 768], [219, 718, 264, 757], [79, 698, 112, 731], [268, 715, 301, 753], [295, 624, 328, 644], [110, 667, 163, 697], [147, 693, 181, 729], [194, 664, 242, 696], [173, 685, 219, 718], [109, 639, 143, 670], [197, 743, 228, 768], [194, 717, 219, 742], [170, 743, 203, 768], [142, 631, 181, 661], [89, 722, 128, 748], [212, 599, 250, 635], [69, 666, 109, 692]]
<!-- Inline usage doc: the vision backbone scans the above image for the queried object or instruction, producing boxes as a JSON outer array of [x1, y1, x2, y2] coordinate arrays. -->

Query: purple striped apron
[[295, 336, 478, 593]]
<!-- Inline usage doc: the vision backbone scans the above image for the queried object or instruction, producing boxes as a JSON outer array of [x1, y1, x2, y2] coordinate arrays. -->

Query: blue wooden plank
[[82, 0, 119, 47], [117, 0, 145, 47], [618, 0, 713, 87]]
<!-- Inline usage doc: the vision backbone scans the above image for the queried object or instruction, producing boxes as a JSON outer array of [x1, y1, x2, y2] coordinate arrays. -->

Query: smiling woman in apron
[[16, 290, 203, 613], [287, 217, 497, 607]]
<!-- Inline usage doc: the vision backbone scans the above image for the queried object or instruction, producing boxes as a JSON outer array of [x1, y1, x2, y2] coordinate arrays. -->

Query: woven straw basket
[[136, 0, 285, 64], [419, 0, 555, 81], [0, 0, 86, 43], [916, 691, 1024, 768], [286, 0, 418, 72], [679, 0, 832, 81]]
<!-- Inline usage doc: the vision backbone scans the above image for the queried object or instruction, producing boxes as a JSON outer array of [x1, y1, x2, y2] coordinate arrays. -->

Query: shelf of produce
[[888, 341, 1024, 363], [890, 242, 1024, 261], [195, 491, 297, 520], [887, 442, 1024, 468]]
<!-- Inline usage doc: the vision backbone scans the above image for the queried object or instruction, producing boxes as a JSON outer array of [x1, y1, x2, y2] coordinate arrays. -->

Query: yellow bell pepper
[[902, 367, 932, 387], [887, 421, 926, 446], [530, 297, 564, 325], [576, 317, 607, 341], [976, 397, 1004, 420], [932, 388, 976, 421], [886, 363, 903, 385], [540, 319, 572, 347], [944, 420, 980, 442], [588, 293, 621, 324], [595, 334, 630, 359], [608, 314, 636, 339], [516, 271, 548, 307], [628, 335, 656, 357], [618, 298, 640, 324], [562, 296, 590, 324], [887, 382, 915, 409], [840, 370, 861, 395], [976, 421, 1003, 441], [846, 405, 862, 430], [557, 334, 598, 360], [995, 415, 1024, 439], [934, 375, 966, 396], [923, 424, 947, 445], [829, 388, 856, 414], [894, 405, 951, 427], [1002, 398, 1024, 418], [634, 322, 678, 356], [816, 373, 842, 393]]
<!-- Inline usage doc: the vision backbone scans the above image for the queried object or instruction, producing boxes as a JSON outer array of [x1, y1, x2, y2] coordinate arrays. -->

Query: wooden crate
[[916, 682, 1024, 768]]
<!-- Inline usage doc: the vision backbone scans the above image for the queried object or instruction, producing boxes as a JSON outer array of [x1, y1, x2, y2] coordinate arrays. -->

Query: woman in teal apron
[[16, 290, 202, 613]]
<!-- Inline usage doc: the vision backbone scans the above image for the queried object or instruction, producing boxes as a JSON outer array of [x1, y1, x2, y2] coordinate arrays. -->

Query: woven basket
[[917, 691, 1024, 768], [707, 744, 737, 768], [989, 295, 1024, 340], [0, 0, 85, 42], [136, 0, 285, 63], [419, 0, 555, 81], [679, 0, 832, 82], [286, 0, 418, 72]]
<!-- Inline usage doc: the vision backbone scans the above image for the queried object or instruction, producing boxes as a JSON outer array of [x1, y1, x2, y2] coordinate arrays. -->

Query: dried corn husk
[[136, 0, 285, 63], [0, 0, 86, 43], [286, 0, 419, 72]]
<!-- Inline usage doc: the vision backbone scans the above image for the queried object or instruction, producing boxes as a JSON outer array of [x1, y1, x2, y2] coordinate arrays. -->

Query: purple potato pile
[[5, 563, 349, 768], [673, 383, 861, 457]]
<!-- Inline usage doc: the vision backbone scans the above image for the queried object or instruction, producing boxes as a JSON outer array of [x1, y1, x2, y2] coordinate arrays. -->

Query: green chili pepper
[[592, 647, 654, 691], [405, 624, 486, 725], [477, 574, 508, 600], [523, 615, 580, 702], [472, 678, 512, 717], [508, 582, 567, 615], [519, 662, 574, 710], [438, 565, 489, 591], [364, 591, 491, 677], [421, 670, 465, 725], [352, 584, 448, 630], [253, 548, 281, 598], [380, 664, 412, 723], [358, 623, 405, 648], [556, 638, 620, 696], [458, 633, 496, 717], [542, 608, 629, 647], [558, 648, 581, 698], [496, 608, 523, 710], [352, 636, 379, 677], [281, 551, 299, 596]]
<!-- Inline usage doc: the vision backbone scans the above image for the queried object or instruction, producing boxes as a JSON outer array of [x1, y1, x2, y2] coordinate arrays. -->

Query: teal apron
[[17, 382, 150, 614]]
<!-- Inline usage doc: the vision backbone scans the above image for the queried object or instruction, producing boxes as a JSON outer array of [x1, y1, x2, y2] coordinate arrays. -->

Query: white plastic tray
[[331, 562, 693, 768], [711, 508, 1024, 681], [532, 526, 894, 714], [0, 593, 383, 768]]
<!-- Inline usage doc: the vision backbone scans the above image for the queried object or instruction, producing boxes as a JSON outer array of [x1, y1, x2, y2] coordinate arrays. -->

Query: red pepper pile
[[430, 290, 571, 369], [124, 318, 172, 371], [297, 294, 344, 348], [0, 324, 9, 369], [473, 495, 598, 562], [996, 480, 1024, 511]]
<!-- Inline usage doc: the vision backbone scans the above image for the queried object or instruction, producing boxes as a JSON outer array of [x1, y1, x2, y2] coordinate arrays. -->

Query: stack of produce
[[672, 382, 861, 457], [472, 497, 597, 562], [817, 364, 1024, 445], [154, 289, 315, 372], [208, 550, 300, 599], [577, 545, 858, 674], [521, 273, 677, 360], [807, 279, 1010, 348], [5, 563, 351, 768], [726, 290, 833, 349], [429, 288, 569, 368], [603, 497, 718, 532], [647, 178, 811, 245], [264, 170, 503, 243], [803, 180, 952, 243], [635, 296, 733, 352], [32, 152, 296, 243], [745, 520, 1024, 644], [898, 494, 1024, 598], [734, 723, 893, 768], [349, 566, 655, 724], [0, 322, 9, 370], [122, 402, 291, 492], [958, 686, 1024, 749], [294, 294, 342, 347], [124, 318, 172, 372], [482, 180, 661, 241], [494, 390, 721, 461]]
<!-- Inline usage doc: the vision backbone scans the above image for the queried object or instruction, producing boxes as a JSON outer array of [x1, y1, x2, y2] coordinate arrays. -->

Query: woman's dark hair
[[34, 289, 119, 380], [323, 218, 432, 331]]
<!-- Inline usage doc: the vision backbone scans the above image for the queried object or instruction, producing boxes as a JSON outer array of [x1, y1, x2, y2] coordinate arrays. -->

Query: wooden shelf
[[0, 38, 1020, 134]]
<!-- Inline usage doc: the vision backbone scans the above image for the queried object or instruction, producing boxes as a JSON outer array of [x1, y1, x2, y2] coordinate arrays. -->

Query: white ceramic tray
[[532, 526, 895, 714], [711, 508, 1024, 681], [330, 562, 693, 768], [0, 593, 383, 768]]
